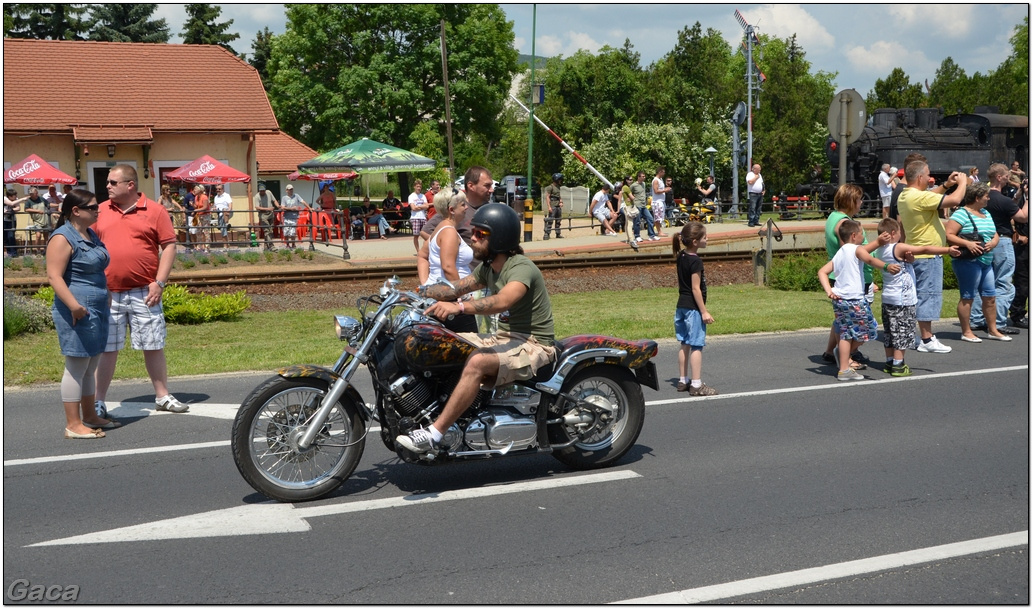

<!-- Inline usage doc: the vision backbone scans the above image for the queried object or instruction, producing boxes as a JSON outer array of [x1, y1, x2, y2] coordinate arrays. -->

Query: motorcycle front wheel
[[232, 376, 365, 502], [549, 366, 644, 469]]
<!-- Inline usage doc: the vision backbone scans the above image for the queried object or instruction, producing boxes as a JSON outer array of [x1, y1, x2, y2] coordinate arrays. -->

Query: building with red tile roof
[[2, 38, 294, 228]]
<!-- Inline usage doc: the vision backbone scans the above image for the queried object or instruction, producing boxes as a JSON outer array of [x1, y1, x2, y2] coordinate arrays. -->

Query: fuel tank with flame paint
[[396, 323, 478, 374]]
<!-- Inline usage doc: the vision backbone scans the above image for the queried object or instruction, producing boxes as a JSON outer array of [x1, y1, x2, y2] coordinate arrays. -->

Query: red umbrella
[[288, 170, 357, 181], [4, 154, 77, 185], [165, 155, 251, 184]]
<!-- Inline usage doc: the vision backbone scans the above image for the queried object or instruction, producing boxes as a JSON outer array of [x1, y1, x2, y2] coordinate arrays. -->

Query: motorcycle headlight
[[334, 315, 362, 341]]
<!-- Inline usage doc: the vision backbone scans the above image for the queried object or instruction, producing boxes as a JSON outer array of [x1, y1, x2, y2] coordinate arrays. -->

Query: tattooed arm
[[424, 278, 528, 322]]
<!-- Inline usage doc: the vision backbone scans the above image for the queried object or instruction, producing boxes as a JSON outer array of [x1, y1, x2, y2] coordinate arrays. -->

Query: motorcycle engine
[[463, 408, 538, 451]]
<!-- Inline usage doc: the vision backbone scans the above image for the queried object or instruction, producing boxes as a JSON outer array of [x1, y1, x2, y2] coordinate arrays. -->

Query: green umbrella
[[297, 138, 436, 175]]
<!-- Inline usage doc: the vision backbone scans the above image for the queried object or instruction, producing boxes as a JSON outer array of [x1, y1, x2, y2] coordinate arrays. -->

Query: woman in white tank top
[[418, 188, 476, 332]]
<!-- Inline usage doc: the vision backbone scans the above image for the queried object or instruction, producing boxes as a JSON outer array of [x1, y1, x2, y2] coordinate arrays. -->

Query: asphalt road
[[3, 324, 1028, 604]]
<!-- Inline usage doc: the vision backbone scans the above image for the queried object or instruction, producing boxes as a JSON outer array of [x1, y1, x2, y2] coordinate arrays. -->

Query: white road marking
[[6, 366, 1026, 468], [27, 470, 642, 546], [615, 530, 1029, 604], [648, 365, 1028, 406], [106, 400, 241, 420]]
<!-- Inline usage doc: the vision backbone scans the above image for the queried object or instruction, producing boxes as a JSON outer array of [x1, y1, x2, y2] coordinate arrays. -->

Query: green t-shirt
[[472, 254, 554, 345], [544, 183, 562, 208], [630, 182, 647, 206]]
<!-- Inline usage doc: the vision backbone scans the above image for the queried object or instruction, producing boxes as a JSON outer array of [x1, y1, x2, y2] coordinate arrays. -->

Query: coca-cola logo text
[[187, 161, 216, 178], [6, 159, 41, 181]]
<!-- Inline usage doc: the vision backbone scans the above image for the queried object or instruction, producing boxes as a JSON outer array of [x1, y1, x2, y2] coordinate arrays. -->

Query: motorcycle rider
[[397, 203, 557, 454]]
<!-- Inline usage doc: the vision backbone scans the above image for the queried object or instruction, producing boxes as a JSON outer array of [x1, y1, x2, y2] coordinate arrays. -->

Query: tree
[[746, 34, 836, 193], [180, 3, 239, 54], [533, 44, 645, 177], [926, 57, 974, 114], [268, 3, 519, 196], [88, 4, 170, 43], [985, 16, 1028, 115], [248, 27, 275, 90], [5, 3, 89, 40], [643, 22, 737, 128], [865, 68, 925, 110]]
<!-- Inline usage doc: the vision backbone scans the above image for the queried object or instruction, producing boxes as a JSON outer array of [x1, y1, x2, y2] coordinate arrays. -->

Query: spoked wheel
[[549, 366, 644, 469], [232, 376, 365, 502]]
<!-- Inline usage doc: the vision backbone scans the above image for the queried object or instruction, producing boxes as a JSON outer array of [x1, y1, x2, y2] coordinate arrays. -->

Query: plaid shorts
[[410, 218, 427, 235], [105, 287, 167, 352]]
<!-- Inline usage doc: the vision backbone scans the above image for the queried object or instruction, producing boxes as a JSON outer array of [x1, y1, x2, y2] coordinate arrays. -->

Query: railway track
[[4, 248, 818, 292]]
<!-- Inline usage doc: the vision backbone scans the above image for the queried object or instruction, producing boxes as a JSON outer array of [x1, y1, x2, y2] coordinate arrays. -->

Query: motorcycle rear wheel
[[232, 376, 365, 502], [550, 366, 644, 469]]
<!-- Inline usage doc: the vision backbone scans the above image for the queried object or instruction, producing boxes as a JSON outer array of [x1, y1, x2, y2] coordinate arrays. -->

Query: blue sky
[[154, 3, 1027, 99]]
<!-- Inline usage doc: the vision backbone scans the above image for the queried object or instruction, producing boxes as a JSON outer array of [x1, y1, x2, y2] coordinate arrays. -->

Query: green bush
[[161, 284, 251, 324], [212, 253, 228, 266], [769, 251, 827, 292], [243, 251, 261, 264], [198, 254, 211, 265], [4, 290, 54, 339], [229, 252, 244, 261], [264, 251, 275, 263], [181, 258, 196, 269]]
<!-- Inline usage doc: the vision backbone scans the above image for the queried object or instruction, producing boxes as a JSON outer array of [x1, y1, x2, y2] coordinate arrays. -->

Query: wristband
[[458, 301, 465, 314], [156, 280, 167, 289]]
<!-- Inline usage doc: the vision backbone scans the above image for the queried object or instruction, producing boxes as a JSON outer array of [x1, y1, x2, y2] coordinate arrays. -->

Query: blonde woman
[[417, 188, 476, 332]]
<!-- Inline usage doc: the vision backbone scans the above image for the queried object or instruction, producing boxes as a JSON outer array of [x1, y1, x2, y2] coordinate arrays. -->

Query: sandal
[[848, 359, 867, 370]]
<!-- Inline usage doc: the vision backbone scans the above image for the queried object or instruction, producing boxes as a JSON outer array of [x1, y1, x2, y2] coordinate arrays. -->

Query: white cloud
[[843, 40, 935, 82], [537, 35, 565, 57], [534, 31, 604, 58], [737, 5, 835, 49], [889, 5, 975, 34], [565, 31, 604, 55]]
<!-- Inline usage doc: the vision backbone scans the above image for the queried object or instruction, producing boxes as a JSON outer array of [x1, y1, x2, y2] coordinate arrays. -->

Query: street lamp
[[704, 146, 717, 178]]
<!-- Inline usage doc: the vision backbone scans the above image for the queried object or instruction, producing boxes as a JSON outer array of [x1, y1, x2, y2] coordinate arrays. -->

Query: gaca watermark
[[7, 579, 80, 602]]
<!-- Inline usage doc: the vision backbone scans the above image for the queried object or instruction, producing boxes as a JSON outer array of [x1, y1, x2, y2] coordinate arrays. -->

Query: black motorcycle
[[231, 277, 658, 502]]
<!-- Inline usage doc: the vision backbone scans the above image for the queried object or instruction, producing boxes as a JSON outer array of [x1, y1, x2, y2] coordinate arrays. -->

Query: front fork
[[296, 311, 392, 450]]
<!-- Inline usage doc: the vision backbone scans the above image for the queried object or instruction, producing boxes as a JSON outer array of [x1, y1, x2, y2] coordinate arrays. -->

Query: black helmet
[[471, 203, 521, 255], [552, 172, 563, 183]]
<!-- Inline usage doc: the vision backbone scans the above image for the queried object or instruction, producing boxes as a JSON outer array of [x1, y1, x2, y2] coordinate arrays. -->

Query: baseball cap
[[285, 184, 294, 189], [258, 182, 267, 190]]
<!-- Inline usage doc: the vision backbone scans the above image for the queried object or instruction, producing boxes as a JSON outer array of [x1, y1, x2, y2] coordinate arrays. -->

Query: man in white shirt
[[878, 163, 894, 218], [408, 179, 429, 254], [591, 184, 617, 235], [745, 163, 765, 227], [212, 184, 234, 242], [651, 167, 670, 238]]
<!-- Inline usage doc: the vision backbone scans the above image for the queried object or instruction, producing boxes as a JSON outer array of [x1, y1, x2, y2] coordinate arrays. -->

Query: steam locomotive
[[801, 106, 1029, 216]]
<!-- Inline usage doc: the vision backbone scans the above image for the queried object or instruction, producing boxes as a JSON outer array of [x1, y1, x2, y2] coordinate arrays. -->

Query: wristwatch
[[156, 280, 167, 289]]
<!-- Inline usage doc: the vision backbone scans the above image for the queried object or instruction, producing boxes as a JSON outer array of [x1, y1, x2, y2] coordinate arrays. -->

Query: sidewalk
[[312, 213, 857, 266]]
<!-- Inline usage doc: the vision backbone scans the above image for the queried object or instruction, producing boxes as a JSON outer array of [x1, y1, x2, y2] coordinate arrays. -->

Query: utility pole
[[525, 4, 536, 242], [734, 10, 765, 168], [440, 19, 455, 185]]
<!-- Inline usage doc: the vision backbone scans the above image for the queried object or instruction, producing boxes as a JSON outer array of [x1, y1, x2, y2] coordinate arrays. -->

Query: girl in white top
[[417, 188, 476, 332]]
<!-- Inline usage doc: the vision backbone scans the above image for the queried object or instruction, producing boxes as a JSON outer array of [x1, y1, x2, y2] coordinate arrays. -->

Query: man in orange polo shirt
[[93, 164, 188, 416]]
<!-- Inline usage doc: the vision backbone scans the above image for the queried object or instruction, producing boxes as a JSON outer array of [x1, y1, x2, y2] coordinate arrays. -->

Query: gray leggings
[[61, 355, 100, 403]]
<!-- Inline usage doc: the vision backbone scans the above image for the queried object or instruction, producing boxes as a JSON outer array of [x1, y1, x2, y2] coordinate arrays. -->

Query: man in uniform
[[543, 172, 564, 240]]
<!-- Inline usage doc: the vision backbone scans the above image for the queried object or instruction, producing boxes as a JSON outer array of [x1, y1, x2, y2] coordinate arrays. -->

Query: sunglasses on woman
[[77, 204, 100, 211]]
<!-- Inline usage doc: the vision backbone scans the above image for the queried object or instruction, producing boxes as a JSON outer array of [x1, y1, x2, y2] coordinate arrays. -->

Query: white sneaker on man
[[917, 336, 952, 353]]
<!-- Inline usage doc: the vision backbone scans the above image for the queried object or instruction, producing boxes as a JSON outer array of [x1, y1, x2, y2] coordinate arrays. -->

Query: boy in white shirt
[[818, 220, 898, 381]]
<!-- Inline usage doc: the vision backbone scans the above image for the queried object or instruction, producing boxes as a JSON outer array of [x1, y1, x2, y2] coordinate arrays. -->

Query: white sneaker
[[917, 336, 952, 353], [837, 369, 865, 381], [606, 231, 618, 236], [649, 235, 661, 241], [155, 394, 189, 413], [635, 236, 643, 242]]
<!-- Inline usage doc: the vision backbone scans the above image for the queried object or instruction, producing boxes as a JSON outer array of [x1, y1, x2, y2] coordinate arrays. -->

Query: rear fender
[[536, 336, 660, 394]]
